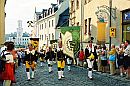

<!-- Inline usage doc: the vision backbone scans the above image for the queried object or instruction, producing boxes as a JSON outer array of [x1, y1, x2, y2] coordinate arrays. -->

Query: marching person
[[45, 47, 55, 73], [39, 49, 45, 67], [85, 48, 95, 80], [57, 48, 65, 80], [24, 44, 37, 81], [66, 54, 72, 71]]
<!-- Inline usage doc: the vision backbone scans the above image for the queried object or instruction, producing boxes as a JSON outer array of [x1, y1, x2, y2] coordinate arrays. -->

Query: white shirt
[[3, 51, 14, 63], [124, 45, 130, 56], [0, 46, 7, 53]]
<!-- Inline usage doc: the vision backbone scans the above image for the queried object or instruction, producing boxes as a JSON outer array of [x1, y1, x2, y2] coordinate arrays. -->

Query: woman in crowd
[[108, 44, 116, 75], [116, 43, 125, 77], [78, 49, 85, 67], [2, 42, 15, 86], [100, 45, 107, 73]]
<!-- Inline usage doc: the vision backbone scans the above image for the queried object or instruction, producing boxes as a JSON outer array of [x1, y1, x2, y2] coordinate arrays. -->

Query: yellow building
[[0, 0, 7, 47], [69, 0, 130, 46]]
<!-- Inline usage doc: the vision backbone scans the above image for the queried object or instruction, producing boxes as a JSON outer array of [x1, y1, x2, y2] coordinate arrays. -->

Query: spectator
[[96, 45, 102, 72], [78, 49, 85, 67], [93, 46, 98, 71], [124, 40, 130, 79], [116, 43, 125, 77], [1, 42, 15, 86], [108, 44, 116, 75], [100, 45, 107, 73]]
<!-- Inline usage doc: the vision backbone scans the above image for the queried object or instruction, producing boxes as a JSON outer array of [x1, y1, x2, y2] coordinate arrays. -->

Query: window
[[52, 33, 54, 40], [77, 22, 79, 26], [49, 34, 50, 40], [88, 0, 92, 3], [88, 18, 91, 35], [76, 0, 79, 9], [85, 19, 87, 34], [40, 24, 41, 30], [49, 21, 50, 27], [45, 34, 46, 40], [52, 20, 53, 27], [71, 1, 74, 12], [45, 23, 46, 28], [42, 24, 43, 29], [42, 35, 44, 40], [84, 0, 87, 4], [40, 35, 41, 40]]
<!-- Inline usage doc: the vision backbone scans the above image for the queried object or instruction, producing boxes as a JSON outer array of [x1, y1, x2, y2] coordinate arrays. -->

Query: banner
[[30, 38, 39, 50], [60, 26, 80, 64]]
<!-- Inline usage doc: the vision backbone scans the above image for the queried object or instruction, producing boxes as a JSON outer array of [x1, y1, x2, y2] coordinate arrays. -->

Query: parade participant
[[1, 42, 15, 86], [85, 48, 95, 80], [57, 48, 65, 80], [45, 47, 55, 73], [24, 44, 37, 81], [39, 49, 45, 67], [66, 54, 72, 71]]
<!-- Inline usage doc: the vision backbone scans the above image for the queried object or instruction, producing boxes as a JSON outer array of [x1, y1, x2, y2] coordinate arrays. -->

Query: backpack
[[0, 51, 6, 72]]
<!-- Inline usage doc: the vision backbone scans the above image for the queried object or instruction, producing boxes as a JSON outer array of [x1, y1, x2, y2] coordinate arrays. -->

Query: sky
[[5, 0, 57, 34]]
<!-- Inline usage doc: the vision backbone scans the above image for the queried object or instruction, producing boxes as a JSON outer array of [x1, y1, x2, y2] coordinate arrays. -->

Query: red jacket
[[79, 51, 84, 61]]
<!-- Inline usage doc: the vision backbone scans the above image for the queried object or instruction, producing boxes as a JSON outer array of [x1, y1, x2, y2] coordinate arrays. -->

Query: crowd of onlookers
[[76, 40, 130, 79]]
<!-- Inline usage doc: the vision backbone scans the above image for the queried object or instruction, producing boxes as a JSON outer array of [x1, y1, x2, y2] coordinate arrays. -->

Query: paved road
[[1, 62, 130, 86]]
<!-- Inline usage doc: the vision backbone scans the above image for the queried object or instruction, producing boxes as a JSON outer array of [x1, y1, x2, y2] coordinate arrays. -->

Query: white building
[[34, 0, 69, 51]]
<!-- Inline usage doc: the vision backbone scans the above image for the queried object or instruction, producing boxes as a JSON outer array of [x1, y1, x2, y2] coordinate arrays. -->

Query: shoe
[[27, 79, 30, 81], [126, 77, 130, 80], [61, 76, 65, 78], [88, 77, 93, 80], [49, 71, 53, 74]]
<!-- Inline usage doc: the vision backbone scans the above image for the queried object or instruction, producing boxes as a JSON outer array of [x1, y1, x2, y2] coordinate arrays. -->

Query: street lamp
[[109, 0, 112, 50], [80, 0, 84, 49]]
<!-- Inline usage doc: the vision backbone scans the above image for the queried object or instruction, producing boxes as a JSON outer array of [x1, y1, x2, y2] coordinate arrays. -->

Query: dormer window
[[44, 12, 46, 17]]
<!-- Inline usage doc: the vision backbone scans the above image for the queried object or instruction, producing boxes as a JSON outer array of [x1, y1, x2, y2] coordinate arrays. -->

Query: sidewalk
[[75, 65, 130, 82]]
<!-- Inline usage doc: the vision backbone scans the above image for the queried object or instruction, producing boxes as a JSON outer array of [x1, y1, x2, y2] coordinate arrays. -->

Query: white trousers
[[87, 59, 94, 68]]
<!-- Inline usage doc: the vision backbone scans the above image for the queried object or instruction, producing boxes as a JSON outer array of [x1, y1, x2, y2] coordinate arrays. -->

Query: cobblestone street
[[1, 62, 130, 86]]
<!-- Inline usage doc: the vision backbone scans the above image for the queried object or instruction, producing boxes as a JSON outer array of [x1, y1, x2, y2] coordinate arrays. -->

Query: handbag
[[109, 55, 116, 61]]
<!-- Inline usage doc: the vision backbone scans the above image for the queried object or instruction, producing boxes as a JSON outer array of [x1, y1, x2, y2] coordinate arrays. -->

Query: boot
[[26, 72, 30, 81], [58, 71, 61, 80], [31, 71, 34, 79], [88, 71, 93, 80], [61, 71, 65, 78], [49, 67, 51, 73], [40, 62, 43, 67], [68, 66, 71, 71]]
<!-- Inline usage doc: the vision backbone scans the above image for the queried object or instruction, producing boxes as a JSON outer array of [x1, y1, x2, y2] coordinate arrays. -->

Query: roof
[[56, 8, 69, 28]]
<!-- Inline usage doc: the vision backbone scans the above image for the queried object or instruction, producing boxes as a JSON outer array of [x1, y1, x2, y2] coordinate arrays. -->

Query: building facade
[[69, 0, 130, 48], [34, 0, 69, 51], [0, 0, 7, 47], [6, 20, 30, 48]]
